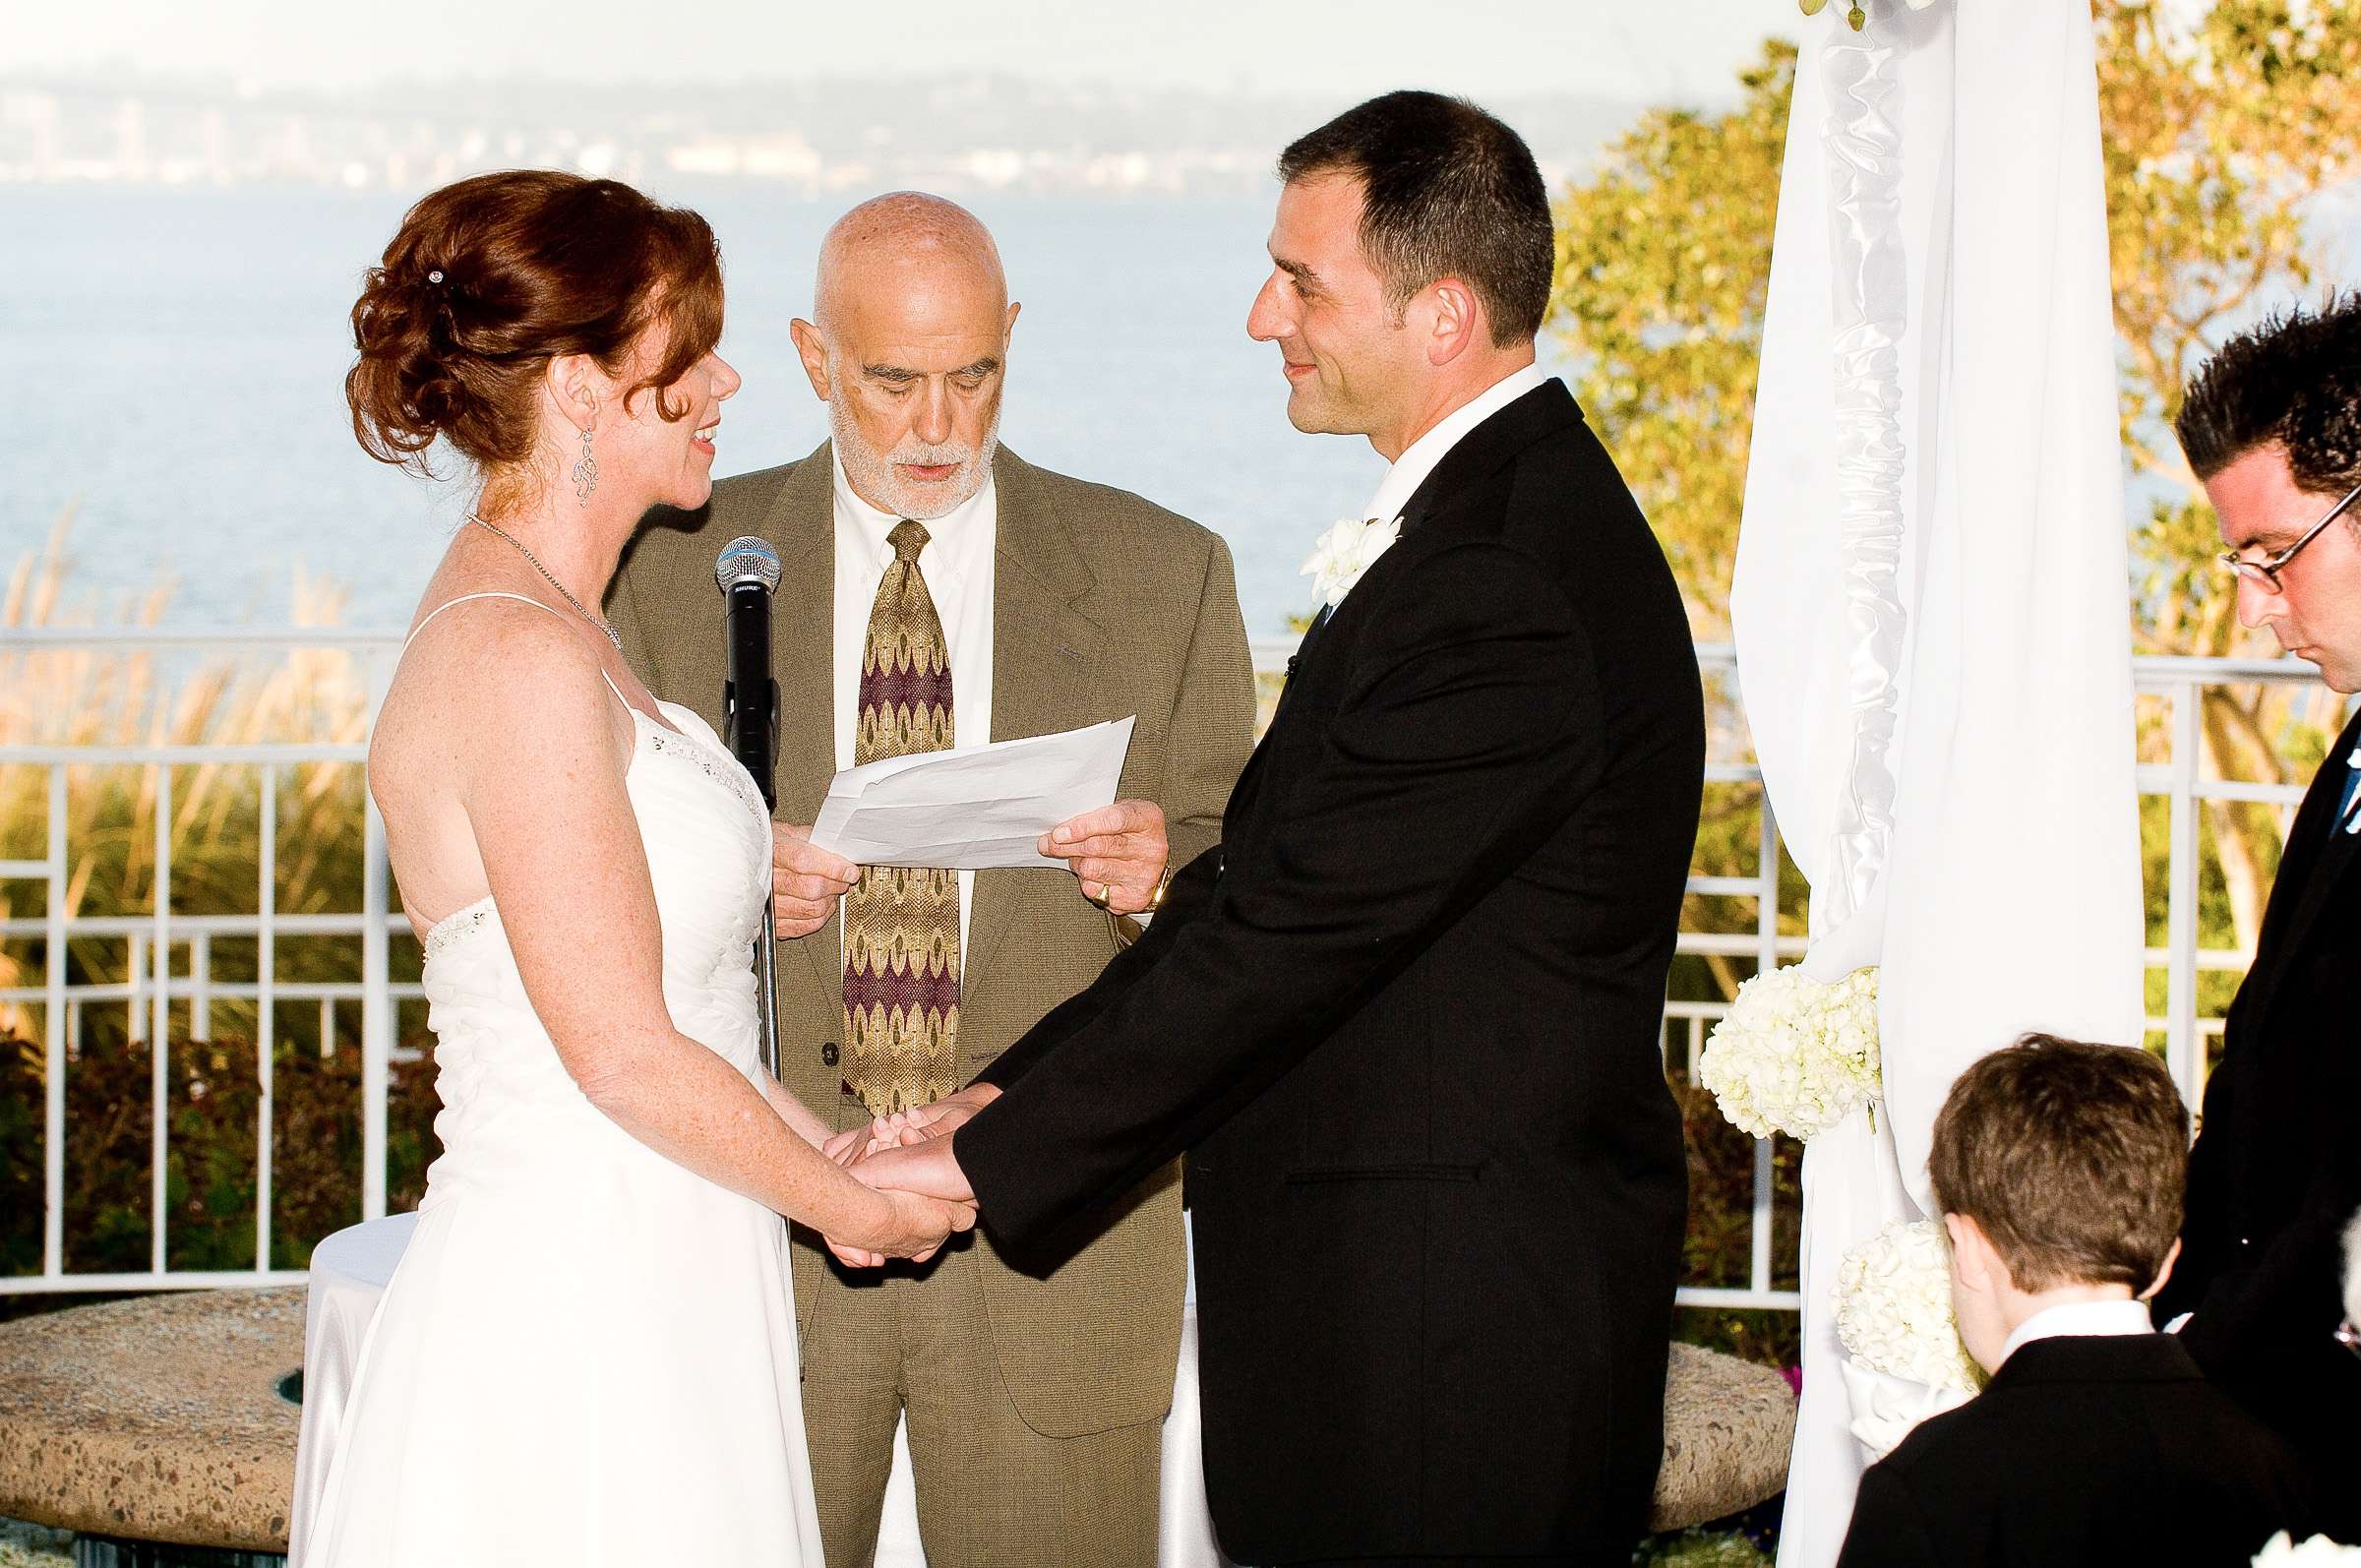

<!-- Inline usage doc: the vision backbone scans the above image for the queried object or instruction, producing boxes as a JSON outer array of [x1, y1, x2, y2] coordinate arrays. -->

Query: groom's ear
[[789, 319, 832, 401], [1420, 276, 1484, 367]]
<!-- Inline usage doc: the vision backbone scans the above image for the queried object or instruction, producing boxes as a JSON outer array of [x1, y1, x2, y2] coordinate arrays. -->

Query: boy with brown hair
[[1837, 1035, 2313, 1566]]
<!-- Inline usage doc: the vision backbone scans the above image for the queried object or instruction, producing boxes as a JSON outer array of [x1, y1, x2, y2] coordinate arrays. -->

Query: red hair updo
[[345, 170, 723, 474]]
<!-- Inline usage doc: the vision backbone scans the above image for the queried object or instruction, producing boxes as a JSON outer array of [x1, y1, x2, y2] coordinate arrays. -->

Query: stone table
[[0, 1291, 298, 1555], [1653, 1341, 1799, 1532], [0, 1289, 1793, 1556]]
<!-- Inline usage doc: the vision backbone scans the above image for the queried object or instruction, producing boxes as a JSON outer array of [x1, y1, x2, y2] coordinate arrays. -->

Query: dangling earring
[[572, 422, 599, 506]]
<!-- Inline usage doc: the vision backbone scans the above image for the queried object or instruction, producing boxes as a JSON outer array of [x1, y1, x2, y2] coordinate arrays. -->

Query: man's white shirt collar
[[1998, 1297, 2154, 1364], [1362, 361, 1552, 528], [829, 452, 997, 573]]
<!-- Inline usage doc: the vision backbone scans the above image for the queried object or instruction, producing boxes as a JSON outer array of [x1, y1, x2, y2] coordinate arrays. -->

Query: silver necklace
[[467, 513, 623, 650]]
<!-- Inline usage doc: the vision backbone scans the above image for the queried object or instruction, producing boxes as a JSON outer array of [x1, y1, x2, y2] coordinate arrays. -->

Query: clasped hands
[[819, 1084, 999, 1269], [774, 802, 1158, 1266], [770, 798, 1172, 937]]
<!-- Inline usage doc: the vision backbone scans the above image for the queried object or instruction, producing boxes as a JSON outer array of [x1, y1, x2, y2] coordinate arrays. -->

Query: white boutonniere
[[1300, 516, 1403, 611], [2254, 1534, 2361, 1565]]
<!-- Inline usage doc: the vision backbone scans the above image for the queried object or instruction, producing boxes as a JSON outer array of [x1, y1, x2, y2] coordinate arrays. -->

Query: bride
[[304, 170, 969, 1566]]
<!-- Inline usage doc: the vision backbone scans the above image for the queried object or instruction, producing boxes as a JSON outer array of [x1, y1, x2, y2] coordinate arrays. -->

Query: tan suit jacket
[[605, 440, 1254, 1436]]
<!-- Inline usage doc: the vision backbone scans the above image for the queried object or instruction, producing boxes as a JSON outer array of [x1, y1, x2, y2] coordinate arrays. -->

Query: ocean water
[[0, 183, 1579, 640]]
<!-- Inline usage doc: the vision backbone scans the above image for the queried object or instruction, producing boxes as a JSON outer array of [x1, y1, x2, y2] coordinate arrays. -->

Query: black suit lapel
[[2268, 800, 2361, 976], [1234, 595, 1347, 814], [2248, 704, 2361, 1005], [1392, 377, 1582, 531], [1258, 602, 1332, 738], [1228, 379, 1583, 826], [2271, 707, 2359, 901], [1292, 603, 1335, 666]]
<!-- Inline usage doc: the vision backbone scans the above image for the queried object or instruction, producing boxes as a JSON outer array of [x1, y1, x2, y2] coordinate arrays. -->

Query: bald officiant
[[604, 193, 1254, 1566]]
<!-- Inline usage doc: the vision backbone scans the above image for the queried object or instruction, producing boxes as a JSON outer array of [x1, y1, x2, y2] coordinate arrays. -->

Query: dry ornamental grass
[[1, 516, 437, 1280]]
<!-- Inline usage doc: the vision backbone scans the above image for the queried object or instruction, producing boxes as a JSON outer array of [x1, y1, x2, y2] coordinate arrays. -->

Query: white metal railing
[[0, 631, 2333, 1312], [1, 630, 404, 1293]]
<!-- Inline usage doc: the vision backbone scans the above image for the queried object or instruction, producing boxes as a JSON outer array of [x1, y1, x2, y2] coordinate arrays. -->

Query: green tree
[[2102, 0, 2361, 967], [1548, 41, 1794, 644], [1550, 2, 2361, 992]]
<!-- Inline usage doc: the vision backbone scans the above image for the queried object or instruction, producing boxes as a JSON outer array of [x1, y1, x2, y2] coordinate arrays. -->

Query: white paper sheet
[[809, 716, 1137, 870]]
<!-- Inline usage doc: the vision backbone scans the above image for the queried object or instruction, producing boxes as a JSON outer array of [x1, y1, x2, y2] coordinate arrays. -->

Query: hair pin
[[427, 269, 445, 285]]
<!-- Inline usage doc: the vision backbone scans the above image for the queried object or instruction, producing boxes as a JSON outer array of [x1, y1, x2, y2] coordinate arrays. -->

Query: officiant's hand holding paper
[[809, 717, 1136, 871], [1042, 799, 1170, 915]]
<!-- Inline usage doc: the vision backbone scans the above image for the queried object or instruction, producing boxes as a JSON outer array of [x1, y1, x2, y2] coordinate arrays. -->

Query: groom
[[858, 91, 1705, 1565]]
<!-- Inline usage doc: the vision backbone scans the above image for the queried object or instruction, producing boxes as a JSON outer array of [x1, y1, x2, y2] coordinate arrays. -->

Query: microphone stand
[[738, 683, 782, 1081], [754, 818, 781, 1079], [720, 552, 783, 1082]]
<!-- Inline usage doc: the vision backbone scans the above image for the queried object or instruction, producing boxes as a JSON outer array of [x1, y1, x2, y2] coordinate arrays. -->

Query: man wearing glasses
[[2153, 293, 2361, 1538]]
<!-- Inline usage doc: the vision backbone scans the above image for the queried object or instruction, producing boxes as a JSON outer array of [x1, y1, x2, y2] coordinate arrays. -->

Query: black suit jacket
[[957, 380, 1705, 1564], [1835, 1334, 2312, 1567], [2154, 701, 2361, 1519]]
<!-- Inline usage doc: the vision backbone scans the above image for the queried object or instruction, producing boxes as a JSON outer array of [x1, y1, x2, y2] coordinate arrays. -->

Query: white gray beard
[[828, 396, 1000, 521]]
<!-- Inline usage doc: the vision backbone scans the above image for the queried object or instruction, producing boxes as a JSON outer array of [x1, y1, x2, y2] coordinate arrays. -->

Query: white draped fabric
[[1732, 3, 2146, 1563]]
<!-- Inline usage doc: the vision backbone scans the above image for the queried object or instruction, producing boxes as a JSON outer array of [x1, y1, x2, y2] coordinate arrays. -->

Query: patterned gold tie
[[842, 520, 961, 1115]]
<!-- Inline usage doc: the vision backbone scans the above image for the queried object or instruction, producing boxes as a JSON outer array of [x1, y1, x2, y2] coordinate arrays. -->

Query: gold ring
[[1086, 881, 1116, 911]]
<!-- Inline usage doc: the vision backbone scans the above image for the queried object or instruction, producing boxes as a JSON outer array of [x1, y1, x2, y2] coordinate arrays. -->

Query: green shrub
[[0, 1029, 439, 1276]]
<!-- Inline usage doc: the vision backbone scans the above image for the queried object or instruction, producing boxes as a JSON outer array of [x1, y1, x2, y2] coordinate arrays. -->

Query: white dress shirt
[[1997, 1297, 2155, 1365], [829, 452, 998, 963], [1361, 360, 1553, 528]]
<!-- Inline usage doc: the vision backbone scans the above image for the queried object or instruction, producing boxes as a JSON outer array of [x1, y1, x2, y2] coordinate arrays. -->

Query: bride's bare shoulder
[[371, 596, 625, 794]]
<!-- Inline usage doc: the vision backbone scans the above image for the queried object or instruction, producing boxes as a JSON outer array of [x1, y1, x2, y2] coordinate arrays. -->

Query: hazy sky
[[4, 0, 1795, 104]]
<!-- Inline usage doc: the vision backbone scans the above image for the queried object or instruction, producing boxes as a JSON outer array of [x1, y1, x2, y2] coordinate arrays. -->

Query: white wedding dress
[[305, 593, 826, 1567]]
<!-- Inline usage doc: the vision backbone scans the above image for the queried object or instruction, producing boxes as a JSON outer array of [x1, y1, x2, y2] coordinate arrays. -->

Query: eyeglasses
[[2217, 479, 2361, 593]]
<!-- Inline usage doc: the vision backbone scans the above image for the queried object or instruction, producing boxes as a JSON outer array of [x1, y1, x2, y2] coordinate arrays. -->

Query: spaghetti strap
[[398, 590, 631, 705], [400, 590, 565, 653]]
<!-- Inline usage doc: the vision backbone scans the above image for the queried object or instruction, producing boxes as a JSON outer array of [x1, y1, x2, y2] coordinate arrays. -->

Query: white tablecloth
[[288, 1212, 1233, 1567]]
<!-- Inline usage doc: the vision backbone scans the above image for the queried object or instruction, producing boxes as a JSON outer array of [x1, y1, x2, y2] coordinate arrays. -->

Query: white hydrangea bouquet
[[1834, 1219, 1982, 1460], [2255, 1536, 2361, 1565], [1696, 963, 1881, 1142]]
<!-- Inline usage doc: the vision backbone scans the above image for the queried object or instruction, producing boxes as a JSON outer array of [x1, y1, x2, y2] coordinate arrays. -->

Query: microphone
[[714, 536, 782, 812], [717, 535, 785, 1082]]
